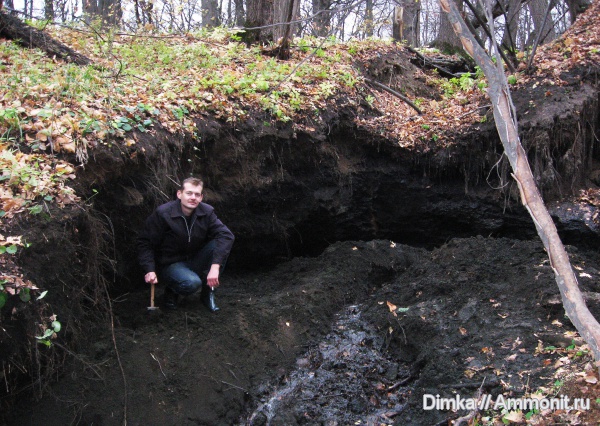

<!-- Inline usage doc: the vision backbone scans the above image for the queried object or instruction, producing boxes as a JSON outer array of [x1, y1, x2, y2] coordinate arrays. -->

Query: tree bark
[[312, 0, 331, 37], [393, 0, 421, 46], [233, 0, 244, 26], [277, 0, 296, 60], [44, 0, 54, 20], [432, 0, 464, 53], [82, 0, 122, 26], [365, 0, 374, 37], [201, 0, 220, 28], [245, 0, 274, 44], [0, 11, 92, 66], [527, 0, 556, 46], [439, 0, 600, 367], [273, 0, 299, 42], [500, 0, 521, 52]]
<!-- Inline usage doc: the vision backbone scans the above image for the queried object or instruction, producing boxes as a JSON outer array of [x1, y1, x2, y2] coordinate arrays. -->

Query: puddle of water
[[243, 305, 410, 426]]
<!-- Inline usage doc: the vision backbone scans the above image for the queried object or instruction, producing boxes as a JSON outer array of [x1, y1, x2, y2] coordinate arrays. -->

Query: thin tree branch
[[364, 78, 423, 115]]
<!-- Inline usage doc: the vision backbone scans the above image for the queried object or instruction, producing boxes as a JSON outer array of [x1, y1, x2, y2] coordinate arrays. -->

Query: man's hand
[[206, 264, 221, 288], [145, 272, 158, 284]]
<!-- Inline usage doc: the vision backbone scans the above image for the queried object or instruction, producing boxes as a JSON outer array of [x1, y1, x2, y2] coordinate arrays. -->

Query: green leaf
[[19, 288, 31, 302], [121, 123, 132, 131], [28, 204, 43, 215], [36, 109, 53, 118], [38, 328, 54, 339], [0, 292, 7, 309], [36, 290, 48, 300], [0, 246, 5, 254], [52, 321, 61, 332], [6, 245, 18, 254]]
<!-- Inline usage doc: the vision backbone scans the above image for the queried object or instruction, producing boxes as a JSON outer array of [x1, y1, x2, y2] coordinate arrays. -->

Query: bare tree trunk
[[83, 0, 122, 26], [142, 0, 153, 25], [233, 0, 244, 26], [365, 0, 374, 37], [500, 0, 521, 54], [44, 0, 54, 20], [393, 0, 421, 46], [273, 0, 299, 41], [134, 0, 141, 24], [201, 0, 220, 28], [527, 0, 556, 46], [312, 0, 331, 36], [277, 0, 295, 59], [439, 0, 600, 367], [245, 0, 273, 44], [432, 0, 463, 52]]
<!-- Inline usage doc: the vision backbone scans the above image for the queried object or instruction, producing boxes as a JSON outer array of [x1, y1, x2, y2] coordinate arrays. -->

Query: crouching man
[[137, 177, 234, 312]]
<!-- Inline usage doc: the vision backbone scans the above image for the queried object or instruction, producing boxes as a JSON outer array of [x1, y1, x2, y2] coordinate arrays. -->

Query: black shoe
[[201, 286, 220, 312], [164, 287, 178, 310]]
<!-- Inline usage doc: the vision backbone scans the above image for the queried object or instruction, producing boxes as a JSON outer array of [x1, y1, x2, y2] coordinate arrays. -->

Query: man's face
[[177, 183, 203, 213]]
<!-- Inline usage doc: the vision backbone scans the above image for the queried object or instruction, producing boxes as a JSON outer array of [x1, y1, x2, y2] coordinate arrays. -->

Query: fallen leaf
[[503, 410, 524, 423], [386, 301, 398, 317]]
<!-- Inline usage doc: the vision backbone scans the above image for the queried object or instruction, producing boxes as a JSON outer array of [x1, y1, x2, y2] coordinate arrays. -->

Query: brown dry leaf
[[459, 327, 467, 335], [503, 410, 524, 423], [386, 301, 398, 317]]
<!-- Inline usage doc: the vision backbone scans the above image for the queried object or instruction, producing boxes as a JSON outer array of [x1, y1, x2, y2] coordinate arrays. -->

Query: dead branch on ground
[[364, 78, 423, 115], [0, 11, 91, 65]]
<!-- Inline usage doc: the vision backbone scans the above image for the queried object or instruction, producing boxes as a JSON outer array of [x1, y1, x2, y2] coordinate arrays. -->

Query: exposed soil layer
[[8, 237, 600, 426]]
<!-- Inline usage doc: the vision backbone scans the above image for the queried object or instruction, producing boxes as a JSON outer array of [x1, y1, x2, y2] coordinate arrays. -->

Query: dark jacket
[[137, 200, 234, 274]]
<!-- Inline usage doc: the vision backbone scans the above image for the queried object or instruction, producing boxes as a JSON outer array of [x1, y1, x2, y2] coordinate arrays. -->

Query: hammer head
[[147, 306, 159, 312]]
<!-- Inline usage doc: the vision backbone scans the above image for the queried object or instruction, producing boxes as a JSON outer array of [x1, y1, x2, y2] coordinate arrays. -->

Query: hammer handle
[[150, 283, 155, 308]]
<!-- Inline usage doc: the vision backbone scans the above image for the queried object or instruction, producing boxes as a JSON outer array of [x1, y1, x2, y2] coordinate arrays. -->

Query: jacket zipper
[[181, 215, 197, 243]]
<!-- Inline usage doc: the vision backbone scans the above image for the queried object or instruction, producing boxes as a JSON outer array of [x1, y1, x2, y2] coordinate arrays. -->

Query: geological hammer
[[148, 283, 159, 312]]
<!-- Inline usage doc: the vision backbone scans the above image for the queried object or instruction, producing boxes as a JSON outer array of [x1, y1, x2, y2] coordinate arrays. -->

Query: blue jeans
[[158, 240, 218, 296]]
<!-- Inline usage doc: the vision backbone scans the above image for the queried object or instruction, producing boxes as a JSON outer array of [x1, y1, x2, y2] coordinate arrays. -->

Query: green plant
[[36, 315, 62, 347], [441, 71, 486, 97], [318, 82, 336, 98], [172, 106, 189, 121], [0, 107, 26, 141], [524, 408, 539, 420]]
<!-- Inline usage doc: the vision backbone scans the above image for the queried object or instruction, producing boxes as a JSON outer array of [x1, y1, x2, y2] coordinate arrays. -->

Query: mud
[[9, 235, 600, 426]]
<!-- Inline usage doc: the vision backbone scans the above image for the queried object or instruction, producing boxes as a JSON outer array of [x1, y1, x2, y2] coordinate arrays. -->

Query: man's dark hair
[[181, 177, 204, 189]]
